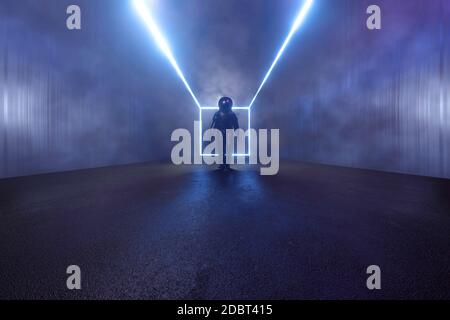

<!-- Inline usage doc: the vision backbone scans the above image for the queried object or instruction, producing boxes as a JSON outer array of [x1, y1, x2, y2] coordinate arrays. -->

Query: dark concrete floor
[[0, 162, 449, 299]]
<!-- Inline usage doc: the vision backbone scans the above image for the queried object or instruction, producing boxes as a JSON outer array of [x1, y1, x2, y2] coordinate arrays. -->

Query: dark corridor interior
[[1, 0, 450, 300], [1, 163, 449, 299]]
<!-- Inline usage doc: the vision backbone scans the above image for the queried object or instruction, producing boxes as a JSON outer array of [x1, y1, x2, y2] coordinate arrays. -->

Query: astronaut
[[211, 97, 239, 170]]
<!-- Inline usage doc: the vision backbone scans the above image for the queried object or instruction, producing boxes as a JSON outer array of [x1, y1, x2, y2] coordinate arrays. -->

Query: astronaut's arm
[[210, 113, 217, 129], [233, 114, 239, 129]]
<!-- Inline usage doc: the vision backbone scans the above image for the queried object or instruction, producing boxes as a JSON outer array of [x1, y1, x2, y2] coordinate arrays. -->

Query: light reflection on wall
[[0, 0, 196, 178], [255, 0, 450, 178], [0, 0, 449, 179]]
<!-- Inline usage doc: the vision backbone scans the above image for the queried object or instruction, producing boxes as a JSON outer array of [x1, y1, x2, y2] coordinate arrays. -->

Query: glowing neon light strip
[[248, 0, 314, 108], [201, 107, 250, 157], [133, 0, 201, 109], [133, 0, 314, 157]]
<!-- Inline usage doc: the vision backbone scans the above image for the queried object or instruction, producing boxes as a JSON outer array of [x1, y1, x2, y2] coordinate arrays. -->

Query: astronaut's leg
[[218, 131, 225, 170], [221, 132, 229, 170], [225, 134, 231, 169]]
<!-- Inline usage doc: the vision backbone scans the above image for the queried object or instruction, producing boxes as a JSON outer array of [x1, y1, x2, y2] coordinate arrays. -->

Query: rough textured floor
[[0, 162, 449, 299]]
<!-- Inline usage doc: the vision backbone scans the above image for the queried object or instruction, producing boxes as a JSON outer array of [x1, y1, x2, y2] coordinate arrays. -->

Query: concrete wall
[[1, 0, 449, 178]]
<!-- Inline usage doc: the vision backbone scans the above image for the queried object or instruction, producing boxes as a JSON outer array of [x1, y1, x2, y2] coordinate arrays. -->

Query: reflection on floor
[[0, 162, 449, 299]]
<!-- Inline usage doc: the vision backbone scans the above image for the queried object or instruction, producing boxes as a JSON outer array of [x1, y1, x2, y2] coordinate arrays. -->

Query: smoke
[[194, 47, 252, 107], [0, 0, 197, 178], [1, 0, 449, 179], [254, 0, 450, 178]]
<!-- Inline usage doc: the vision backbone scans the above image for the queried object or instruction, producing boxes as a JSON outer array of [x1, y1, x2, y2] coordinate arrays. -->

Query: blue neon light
[[133, 0, 314, 157]]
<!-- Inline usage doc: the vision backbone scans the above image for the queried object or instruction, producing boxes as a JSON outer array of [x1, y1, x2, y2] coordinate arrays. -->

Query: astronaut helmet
[[218, 97, 233, 112]]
